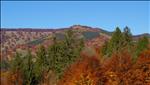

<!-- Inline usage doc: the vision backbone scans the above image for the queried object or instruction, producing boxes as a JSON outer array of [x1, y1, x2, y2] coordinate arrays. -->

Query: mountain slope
[[1, 25, 149, 60]]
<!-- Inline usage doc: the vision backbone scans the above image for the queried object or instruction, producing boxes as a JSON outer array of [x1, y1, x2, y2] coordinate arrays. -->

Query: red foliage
[[2, 49, 150, 85], [1, 71, 23, 85], [136, 50, 150, 64], [58, 50, 150, 85], [57, 55, 101, 85], [103, 51, 132, 73], [123, 50, 150, 85]]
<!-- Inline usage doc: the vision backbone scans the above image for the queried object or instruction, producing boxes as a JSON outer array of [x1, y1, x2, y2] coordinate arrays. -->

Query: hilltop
[[1, 25, 150, 85], [1, 25, 149, 60]]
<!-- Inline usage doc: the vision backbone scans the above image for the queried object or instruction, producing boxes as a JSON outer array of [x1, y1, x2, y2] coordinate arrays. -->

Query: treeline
[[58, 27, 150, 85], [1, 27, 150, 85], [1, 30, 84, 85], [101, 26, 149, 62]]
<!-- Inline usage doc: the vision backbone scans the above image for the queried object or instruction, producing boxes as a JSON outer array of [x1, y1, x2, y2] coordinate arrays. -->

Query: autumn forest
[[1, 25, 150, 85]]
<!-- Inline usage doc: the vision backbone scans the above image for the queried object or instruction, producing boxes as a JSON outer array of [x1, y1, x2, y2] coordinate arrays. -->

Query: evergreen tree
[[22, 50, 35, 85], [63, 29, 84, 63], [47, 39, 64, 78], [11, 52, 23, 72], [101, 27, 134, 57], [101, 41, 109, 57], [10, 52, 23, 85], [133, 36, 149, 61], [102, 27, 123, 57], [47, 29, 84, 79], [122, 26, 132, 47], [34, 45, 47, 83], [110, 27, 123, 51]]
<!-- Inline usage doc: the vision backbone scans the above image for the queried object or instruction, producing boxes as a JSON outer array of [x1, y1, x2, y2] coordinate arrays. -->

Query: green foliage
[[133, 36, 149, 61], [47, 29, 84, 79], [33, 45, 48, 84], [22, 50, 35, 85], [0, 59, 10, 70], [122, 26, 134, 54], [102, 27, 124, 57], [109, 27, 123, 51], [101, 26, 133, 57], [101, 26, 149, 63], [122, 26, 132, 47], [5, 26, 149, 85], [47, 40, 65, 78], [10, 52, 23, 72], [36, 45, 47, 69], [137, 36, 149, 52], [101, 41, 109, 57], [8, 29, 84, 84]]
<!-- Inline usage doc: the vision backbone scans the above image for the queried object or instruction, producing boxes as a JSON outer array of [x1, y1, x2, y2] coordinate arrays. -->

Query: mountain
[[1, 25, 149, 60], [133, 33, 150, 41]]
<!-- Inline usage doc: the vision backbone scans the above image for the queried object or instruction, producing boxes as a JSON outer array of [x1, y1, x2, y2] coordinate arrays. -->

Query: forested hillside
[[1, 26, 150, 85]]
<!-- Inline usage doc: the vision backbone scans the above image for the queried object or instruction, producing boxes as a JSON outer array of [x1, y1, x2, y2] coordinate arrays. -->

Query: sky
[[1, 1, 150, 35]]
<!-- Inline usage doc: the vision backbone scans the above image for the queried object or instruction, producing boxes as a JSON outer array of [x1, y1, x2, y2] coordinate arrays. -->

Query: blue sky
[[1, 1, 150, 35]]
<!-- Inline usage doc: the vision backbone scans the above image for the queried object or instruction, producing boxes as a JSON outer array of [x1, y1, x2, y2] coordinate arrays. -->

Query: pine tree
[[47, 29, 84, 79], [110, 27, 123, 51], [10, 52, 23, 85], [22, 50, 35, 85], [101, 41, 109, 57], [11, 52, 23, 72], [47, 39, 64, 78], [63, 29, 84, 63], [122, 26, 132, 47], [34, 45, 47, 83], [102, 27, 123, 57], [133, 36, 149, 61]]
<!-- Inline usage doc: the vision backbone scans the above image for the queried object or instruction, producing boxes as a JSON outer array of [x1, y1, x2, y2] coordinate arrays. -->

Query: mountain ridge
[[1, 25, 149, 37]]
